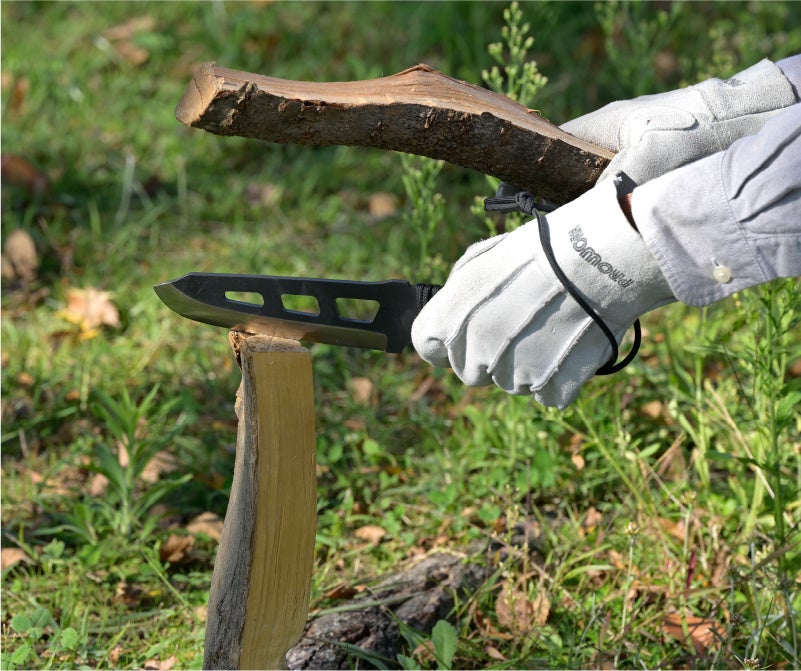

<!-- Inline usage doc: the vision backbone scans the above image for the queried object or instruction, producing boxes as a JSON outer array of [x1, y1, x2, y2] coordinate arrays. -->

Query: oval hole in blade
[[336, 298, 380, 323], [226, 291, 265, 307], [282, 294, 320, 316]]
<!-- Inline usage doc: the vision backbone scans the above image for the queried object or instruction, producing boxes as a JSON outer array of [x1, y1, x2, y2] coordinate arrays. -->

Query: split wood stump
[[203, 333, 316, 670]]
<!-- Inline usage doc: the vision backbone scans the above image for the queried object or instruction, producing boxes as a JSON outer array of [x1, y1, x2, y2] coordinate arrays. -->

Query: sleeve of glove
[[561, 58, 798, 184], [412, 178, 675, 409], [632, 103, 801, 307]]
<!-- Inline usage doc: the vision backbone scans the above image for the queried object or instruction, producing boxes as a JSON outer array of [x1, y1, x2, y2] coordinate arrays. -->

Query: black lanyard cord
[[484, 186, 642, 375]]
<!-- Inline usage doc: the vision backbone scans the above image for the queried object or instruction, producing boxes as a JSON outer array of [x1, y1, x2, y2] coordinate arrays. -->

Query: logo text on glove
[[568, 226, 634, 288]]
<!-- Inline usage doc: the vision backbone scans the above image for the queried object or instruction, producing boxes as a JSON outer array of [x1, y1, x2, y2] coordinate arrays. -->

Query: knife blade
[[154, 272, 441, 353]]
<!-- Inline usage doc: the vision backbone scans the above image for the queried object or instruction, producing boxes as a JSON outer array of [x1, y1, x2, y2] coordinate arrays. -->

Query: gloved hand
[[561, 59, 797, 183], [411, 178, 675, 408]]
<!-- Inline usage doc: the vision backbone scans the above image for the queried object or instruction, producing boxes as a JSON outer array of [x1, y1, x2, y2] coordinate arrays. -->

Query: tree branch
[[176, 63, 612, 205]]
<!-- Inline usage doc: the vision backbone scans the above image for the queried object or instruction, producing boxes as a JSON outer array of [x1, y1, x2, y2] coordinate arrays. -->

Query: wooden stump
[[203, 333, 317, 670]]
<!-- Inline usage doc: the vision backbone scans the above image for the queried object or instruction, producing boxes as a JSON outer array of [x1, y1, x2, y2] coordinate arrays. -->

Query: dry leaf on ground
[[657, 516, 687, 542], [2, 228, 38, 284], [59, 287, 121, 336], [159, 534, 195, 564], [88, 472, 109, 497], [107, 645, 123, 666], [496, 579, 550, 636], [353, 524, 387, 545], [1, 155, 49, 197], [639, 400, 664, 419], [1, 547, 31, 571], [412, 641, 436, 665], [323, 583, 361, 600], [186, 512, 224, 542], [582, 506, 604, 534], [16, 371, 35, 387], [193, 605, 208, 623], [348, 376, 375, 405], [140, 450, 178, 484], [2, 75, 30, 115], [485, 645, 507, 661], [144, 654, 177, 671], [102, 16, 156, 66], [368, 192, 398, 218], [662, 610, 725, 654]]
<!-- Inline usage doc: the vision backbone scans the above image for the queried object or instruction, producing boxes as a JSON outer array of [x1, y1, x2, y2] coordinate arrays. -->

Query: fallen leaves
[[367, 191, 398, 219], [57, 287, 121, 339], [1, 547, 32, 571], [1, 154, 50, 198], [159, 534, 195, 565], [100, 17, 156, 67], [353, 524, 387, 545], [86, 448, 177, 497], [1, 73, 30, 117], [582, 506, 604, 535], [144, 654, 177, 670], [2, 228, 39, 285], [140, 450, 179, 485], [347, 376, 375, 406], [496, 577, 550, 637], [662, 610, 725, 654], [322, 582, 365, 601], [639, 399, 665, 420], [186, 512, 224, 542]]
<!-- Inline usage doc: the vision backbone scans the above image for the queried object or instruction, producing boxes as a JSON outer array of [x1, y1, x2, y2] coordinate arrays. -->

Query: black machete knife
[[154, 272, 441, 353]]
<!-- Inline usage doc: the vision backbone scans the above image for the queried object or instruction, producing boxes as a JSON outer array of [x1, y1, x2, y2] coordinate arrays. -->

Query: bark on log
[[286, 551, 490, 670], [176, 63, 612, 205], [285, 520, 547, 670]]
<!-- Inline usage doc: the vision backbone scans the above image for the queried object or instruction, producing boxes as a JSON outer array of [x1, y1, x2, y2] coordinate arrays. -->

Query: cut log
[[176, 63, 612, 205], [285, 519, 548, 670], [286, 551, 491, 670], [203, 333, 317, 670]]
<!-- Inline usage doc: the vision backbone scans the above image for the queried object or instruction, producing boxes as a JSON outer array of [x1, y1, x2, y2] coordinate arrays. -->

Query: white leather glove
[[561, 59, 798, 184], [411, 178, 675, 408]]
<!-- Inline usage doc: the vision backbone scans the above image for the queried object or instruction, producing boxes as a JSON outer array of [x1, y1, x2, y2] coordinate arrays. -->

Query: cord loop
[[484, 183, 642, 375]]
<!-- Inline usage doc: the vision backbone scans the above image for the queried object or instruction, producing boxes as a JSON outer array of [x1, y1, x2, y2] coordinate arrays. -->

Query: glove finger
[[487, 292, 588, 394], [412, 226, 533, 373], [560, 101, 632, 151], [601, 107, 710, 182], [444, 262, 559, 388], [531, 322, 626, 408]]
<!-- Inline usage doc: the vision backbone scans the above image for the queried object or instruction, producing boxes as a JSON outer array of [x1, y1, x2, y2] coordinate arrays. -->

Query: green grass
[[3, 1, 800, 669]]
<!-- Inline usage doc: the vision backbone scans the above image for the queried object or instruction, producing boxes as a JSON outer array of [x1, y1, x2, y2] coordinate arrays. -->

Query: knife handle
[[415, 283, 442, 311]]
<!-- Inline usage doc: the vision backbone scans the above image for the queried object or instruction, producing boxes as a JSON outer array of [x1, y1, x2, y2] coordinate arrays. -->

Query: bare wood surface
[[176, 62, 613, 205], [204, 333, 317, 670]]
